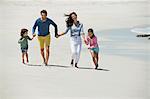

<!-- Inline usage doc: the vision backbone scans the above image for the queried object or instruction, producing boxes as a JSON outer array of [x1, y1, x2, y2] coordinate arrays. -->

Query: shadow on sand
[[78, 67, 110, 71], [26, 64, 109, 71]]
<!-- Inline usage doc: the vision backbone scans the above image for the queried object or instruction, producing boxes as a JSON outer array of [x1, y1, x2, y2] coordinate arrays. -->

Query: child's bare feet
[[22, 59, 25, 64], [95, 64, 98, 69]]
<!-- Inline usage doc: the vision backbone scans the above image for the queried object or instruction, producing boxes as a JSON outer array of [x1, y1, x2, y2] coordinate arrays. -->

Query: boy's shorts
[[91, 47, 99, 53], [21, 47, 28, 53], [38, 34, 51, 49]]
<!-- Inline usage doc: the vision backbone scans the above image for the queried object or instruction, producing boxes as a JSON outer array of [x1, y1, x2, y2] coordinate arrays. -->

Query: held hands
[[33, 33, 36, 38], [82, 33, 87, 44], [31, 33, 36, 40], [55, 34, 60, 38], [55, 32, 65, 38]]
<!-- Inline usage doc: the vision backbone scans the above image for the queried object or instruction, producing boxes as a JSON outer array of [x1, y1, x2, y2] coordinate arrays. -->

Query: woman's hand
[[55, 34, 59, 38], [58, 32, 65, 37]]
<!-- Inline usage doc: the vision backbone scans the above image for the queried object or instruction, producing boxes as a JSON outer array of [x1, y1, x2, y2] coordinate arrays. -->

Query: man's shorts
[[38, 34, 51, 49]]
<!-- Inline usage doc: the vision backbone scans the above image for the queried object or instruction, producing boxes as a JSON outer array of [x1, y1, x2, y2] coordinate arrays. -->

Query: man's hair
[[40, 10, 47, 16], [20, 28, 28, 37]]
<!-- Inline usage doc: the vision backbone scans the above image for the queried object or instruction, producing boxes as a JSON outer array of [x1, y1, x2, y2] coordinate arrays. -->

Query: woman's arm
[[84, 36, 89, 45], [59, 32, 66, 36], [58, 27, 70, 37]]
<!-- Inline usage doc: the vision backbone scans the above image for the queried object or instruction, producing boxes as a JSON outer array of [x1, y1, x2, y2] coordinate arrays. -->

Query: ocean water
[[95, 27, 150, 61]]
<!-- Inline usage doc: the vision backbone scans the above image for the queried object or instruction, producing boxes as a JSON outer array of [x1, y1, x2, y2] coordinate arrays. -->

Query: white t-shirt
[[64, 22, 84, 44], [64, 22, 84, 37]]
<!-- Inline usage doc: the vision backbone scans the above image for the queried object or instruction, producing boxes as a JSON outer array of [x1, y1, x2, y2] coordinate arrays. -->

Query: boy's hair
[[88, 28, 94, 33], [40, 10, 47, 16], [20, 28, 28, 37]]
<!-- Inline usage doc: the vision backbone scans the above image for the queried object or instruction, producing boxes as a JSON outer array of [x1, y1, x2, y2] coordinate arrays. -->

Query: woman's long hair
[[65, 12, 77, 27]]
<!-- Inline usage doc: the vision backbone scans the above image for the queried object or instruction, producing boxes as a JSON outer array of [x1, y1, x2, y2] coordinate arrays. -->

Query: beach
[[0, 0, 149, 99]]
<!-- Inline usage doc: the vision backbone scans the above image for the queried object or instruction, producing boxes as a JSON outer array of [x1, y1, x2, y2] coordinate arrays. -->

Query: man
[[32, 10, 58, 65]]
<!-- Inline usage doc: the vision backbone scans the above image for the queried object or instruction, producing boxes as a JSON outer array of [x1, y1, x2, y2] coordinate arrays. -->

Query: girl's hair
[[65, 12, 77, 27], [20, 28, 28, 37], [88, 28, 94, 33], [88, 28, 95, 38]]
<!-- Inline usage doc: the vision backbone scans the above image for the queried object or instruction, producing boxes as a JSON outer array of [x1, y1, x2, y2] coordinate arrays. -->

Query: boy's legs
[[22, 53, 25, 64], [26, 52, 29, 63]]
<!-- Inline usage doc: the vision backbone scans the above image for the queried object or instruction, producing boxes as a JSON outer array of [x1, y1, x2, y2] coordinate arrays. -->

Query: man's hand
[[33, 33, 36, 38]]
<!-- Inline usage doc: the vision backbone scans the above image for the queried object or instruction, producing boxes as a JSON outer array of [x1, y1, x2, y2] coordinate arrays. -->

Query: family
[[18, 10, 100, 69]]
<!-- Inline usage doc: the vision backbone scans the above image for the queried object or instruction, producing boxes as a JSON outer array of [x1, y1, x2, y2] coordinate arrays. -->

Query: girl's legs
[[90, 51, 97, 66], [90, 51, 99, 69], [94, 52, 99, 69]]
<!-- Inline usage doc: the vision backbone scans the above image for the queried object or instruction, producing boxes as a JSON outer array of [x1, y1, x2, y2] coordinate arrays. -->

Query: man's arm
[[32, 20, 38, 36], [50, 19, 58, 37]]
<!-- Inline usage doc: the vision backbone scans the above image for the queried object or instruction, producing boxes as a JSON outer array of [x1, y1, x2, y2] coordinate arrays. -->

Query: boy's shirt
[[18, 36, 32, 49]]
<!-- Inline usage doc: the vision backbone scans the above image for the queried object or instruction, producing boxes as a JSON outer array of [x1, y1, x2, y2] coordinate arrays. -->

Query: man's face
[[41, 13, 47, 20]]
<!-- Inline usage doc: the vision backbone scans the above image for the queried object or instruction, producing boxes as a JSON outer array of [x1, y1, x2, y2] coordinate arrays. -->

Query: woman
[[58, 12, 85, 68]]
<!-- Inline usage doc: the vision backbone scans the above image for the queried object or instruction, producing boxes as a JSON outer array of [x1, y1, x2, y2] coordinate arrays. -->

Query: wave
[[131, 27, 150, 34]]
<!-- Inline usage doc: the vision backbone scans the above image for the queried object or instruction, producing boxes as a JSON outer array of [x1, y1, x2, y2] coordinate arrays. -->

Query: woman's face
[[88, 32, 93, 38], [71, 14, 77, 21]]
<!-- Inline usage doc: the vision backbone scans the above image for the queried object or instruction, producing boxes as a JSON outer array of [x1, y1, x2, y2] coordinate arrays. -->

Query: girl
[[84, 28, 99, 69], [18, 28, 33, 64], [58, 12, 85, 68]]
